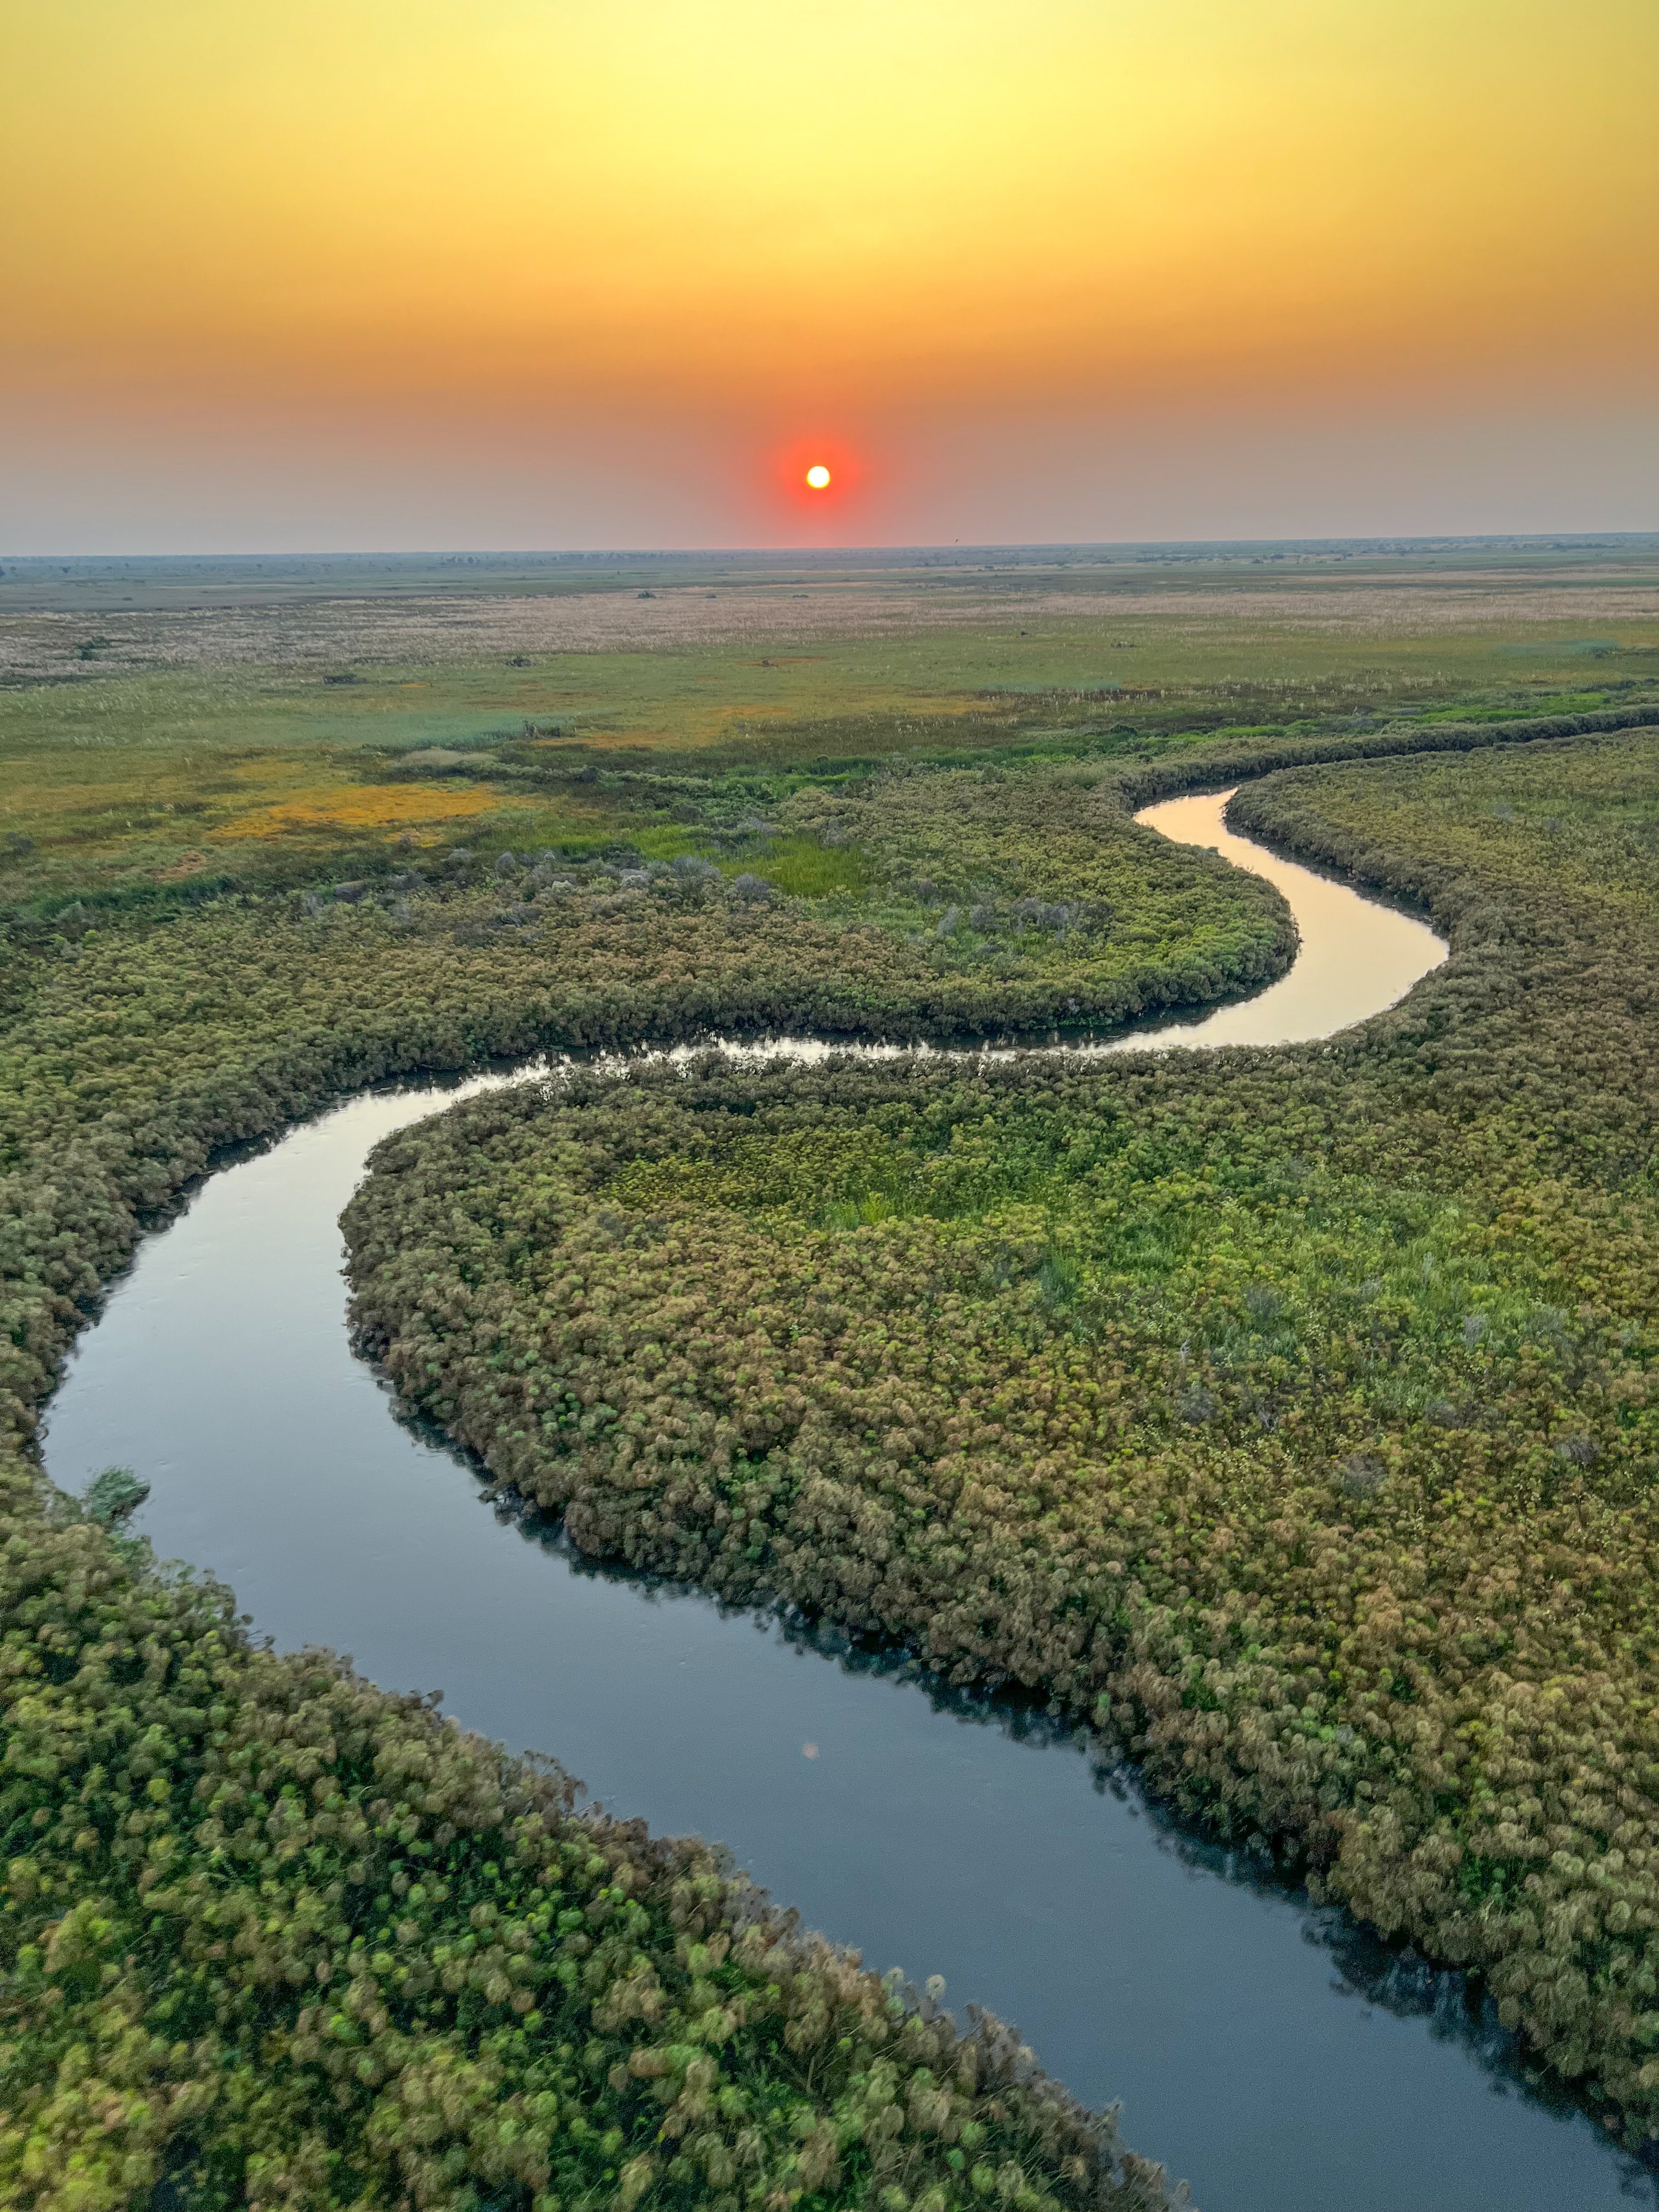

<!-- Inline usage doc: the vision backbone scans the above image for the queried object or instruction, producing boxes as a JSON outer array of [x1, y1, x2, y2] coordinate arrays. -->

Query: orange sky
[[2, 1, 1655, 548]]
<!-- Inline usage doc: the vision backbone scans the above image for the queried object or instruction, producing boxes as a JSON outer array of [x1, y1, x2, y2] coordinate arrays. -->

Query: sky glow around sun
[[0, 0, 1653, 547]]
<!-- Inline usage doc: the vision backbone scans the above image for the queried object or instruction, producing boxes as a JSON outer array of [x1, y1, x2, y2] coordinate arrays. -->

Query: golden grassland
[[210, 782, 502, 843], [1, 553, 1656, 914]]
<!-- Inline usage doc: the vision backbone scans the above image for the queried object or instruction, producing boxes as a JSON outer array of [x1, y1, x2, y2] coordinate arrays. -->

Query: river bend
[[42, 795, 1654, 2210]]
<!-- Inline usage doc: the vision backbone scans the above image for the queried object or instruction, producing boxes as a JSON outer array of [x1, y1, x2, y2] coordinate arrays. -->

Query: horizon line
[[5, 529, 1658, 566]]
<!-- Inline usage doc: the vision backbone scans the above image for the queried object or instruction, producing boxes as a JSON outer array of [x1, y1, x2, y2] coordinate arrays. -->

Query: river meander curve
[[41, 792, 1656, 2211]]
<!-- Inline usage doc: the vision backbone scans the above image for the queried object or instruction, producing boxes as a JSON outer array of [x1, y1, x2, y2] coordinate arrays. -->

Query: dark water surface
[[42, 799, 1654, 2209]]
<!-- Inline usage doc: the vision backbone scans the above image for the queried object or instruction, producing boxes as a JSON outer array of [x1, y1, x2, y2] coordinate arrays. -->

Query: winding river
[[41, 795, 1657, 2211]]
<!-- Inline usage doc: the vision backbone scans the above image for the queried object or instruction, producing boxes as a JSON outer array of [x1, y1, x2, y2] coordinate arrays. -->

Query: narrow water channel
[[41, 797, 1654, 2211]]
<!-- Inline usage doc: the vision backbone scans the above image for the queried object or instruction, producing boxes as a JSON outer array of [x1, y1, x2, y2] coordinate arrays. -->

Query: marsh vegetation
[[4, 548, 1659, 2207], [345, 726, 1659, 2152]]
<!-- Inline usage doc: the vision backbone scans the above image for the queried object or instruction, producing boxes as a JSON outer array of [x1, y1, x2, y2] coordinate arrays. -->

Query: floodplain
[[4, 538, 1659, 2212]]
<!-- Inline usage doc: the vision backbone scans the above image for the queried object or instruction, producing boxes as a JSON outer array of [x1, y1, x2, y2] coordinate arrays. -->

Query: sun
[[804, 463, 831, 490]]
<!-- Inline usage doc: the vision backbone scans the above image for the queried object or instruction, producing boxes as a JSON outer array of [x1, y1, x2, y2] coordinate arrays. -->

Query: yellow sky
[[2, 1, 1654, 544]]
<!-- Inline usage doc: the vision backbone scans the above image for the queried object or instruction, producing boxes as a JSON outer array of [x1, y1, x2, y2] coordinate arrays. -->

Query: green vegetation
[[0, 660, 1300, 2209], [0, 774, 1289, 1264], [2, 1471, 1176, 2212], [6, 541, 1657, 915], [5, 543, 1659, 2203], [343, 727, 1659, 2146]]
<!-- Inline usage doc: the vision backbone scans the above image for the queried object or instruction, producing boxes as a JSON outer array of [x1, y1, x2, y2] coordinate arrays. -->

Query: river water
[[41, 795, 1655, 2210]]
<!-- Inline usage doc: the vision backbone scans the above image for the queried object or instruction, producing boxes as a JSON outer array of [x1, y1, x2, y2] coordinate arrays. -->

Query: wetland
[[6, 543, 1659, 2212]]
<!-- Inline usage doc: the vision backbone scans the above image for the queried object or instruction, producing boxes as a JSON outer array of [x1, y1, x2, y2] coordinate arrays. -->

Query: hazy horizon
[[5, 408, 1653, 558], [6, 532, 1657, 572]]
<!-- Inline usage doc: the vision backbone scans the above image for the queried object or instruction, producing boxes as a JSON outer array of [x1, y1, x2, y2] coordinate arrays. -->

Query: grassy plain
[[4, 542, 1657, 914], [3, 542, 1659, 2209]]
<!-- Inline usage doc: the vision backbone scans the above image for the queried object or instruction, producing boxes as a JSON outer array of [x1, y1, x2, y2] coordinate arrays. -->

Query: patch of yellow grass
[[210, 783, 496, 841], [153, 849, 212, 880]]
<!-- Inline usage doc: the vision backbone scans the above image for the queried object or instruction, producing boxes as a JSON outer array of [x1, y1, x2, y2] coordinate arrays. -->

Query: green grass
[[720, 834, 870, 898], [4, 543, 1657, 915]]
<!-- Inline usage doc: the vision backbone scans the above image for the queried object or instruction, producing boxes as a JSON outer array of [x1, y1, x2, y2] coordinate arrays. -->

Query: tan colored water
[[1118, 788, 1442, 1049]]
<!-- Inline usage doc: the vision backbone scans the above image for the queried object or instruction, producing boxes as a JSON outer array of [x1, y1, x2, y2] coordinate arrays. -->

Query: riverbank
[[13, 716, 1659, 2203], [343, 730, 1659, 2177]]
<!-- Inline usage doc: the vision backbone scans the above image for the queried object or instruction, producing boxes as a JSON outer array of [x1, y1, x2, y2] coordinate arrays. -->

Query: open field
[[3, 544, 1657, 916]]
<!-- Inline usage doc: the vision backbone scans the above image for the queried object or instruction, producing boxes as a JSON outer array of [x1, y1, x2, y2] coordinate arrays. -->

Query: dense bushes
[[343, 730, 1659, 2146], [0, 1472, 1176, 2212], [0, 771, 1287, 1450], [4, 702, 1657, 2204], [0, 762, 1295, 2210]]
